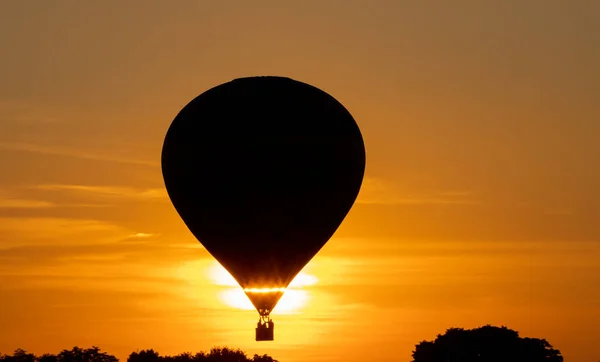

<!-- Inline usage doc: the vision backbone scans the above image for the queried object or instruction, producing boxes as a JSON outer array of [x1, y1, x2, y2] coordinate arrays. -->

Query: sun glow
[[243, 287, 286, 293], [206, 261, 317, 314]]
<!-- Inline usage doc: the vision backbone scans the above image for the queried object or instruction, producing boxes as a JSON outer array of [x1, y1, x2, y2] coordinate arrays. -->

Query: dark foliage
[[0, 347, 276, 362], [412, 325, 563, 362], [128, 347, 276, 362]]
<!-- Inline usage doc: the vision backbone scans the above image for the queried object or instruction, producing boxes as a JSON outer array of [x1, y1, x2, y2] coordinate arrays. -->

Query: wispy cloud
[[356, 177, 478, 205], [33, 179, 475, 206], [0, 198, 55, 208], [0, 217, 129, 248], [0, 141, 158, 167], [0, 110, 62, 124], [0, 240, 207, 267], [0, 100, 40, 121], [0, 188, 108, 209], [33, 184, 168, 200], [0, 215, 204, 266], [121, 232, 163, 243], [129, 232, 160, 239]]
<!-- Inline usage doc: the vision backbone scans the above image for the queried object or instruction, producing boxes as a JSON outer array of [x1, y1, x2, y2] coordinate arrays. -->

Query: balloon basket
[[255, 316, 274, 341]]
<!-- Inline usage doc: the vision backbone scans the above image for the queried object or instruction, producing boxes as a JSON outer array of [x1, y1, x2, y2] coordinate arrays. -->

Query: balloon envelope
[[161, 76, 365, 313]]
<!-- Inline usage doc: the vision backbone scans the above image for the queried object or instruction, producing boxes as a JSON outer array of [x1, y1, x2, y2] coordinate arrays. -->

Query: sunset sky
[[1, 1, 599, 362]]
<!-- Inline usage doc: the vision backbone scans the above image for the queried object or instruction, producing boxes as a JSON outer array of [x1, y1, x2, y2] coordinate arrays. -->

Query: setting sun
[[206, 261, 317, 314]]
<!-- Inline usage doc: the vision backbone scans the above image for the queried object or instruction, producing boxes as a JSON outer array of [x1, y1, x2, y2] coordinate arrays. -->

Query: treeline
[[0, 347, 277, 362]]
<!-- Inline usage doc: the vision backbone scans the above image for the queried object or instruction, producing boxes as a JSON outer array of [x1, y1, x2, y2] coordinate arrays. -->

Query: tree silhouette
[[0, 347, 118, 362], [37, 355, 58, 362], [0, 347, 276, 362], [128, 347, 276, 362], [57, 347, 118, 362], [2, 349, 36, 362], [412, 325, 563, 362]]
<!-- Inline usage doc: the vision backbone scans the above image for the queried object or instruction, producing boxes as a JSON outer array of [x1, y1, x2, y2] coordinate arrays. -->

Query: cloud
[[39, 179, 475, 206], [0, 198, 55, 208], [0, 215, 205, 264], [0, 278, 226, 353], [356, 177, 478, 205], [129, 232, 160, 239], [33, 184, 168, 200], [0, 217, 129, 248], [0, 141, 158, 167], [0, 187, 113, 210], [120, 232, 163, 243], [0, 111, 62, 124], [0, 241, 207, 267], [323, 237, 600, 262]]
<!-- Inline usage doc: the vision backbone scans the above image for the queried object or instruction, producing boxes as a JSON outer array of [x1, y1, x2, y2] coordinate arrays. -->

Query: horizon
[[1, 1, 599, 362]]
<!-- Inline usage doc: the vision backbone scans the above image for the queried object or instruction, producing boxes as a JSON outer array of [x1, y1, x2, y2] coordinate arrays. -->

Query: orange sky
[[1, 1, 599, 362]]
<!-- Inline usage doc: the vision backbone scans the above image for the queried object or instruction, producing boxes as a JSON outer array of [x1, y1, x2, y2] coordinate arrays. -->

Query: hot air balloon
[[161, 76, 365, 341]]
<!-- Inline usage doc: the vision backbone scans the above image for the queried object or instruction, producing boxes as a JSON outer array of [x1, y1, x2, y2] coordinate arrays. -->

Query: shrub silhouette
[[412, 325, 563, 362], [1, 347, 276, 362]]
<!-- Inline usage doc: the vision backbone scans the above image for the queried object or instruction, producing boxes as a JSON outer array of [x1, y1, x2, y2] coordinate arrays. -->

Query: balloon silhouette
[[161, 76, 366, 341]]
